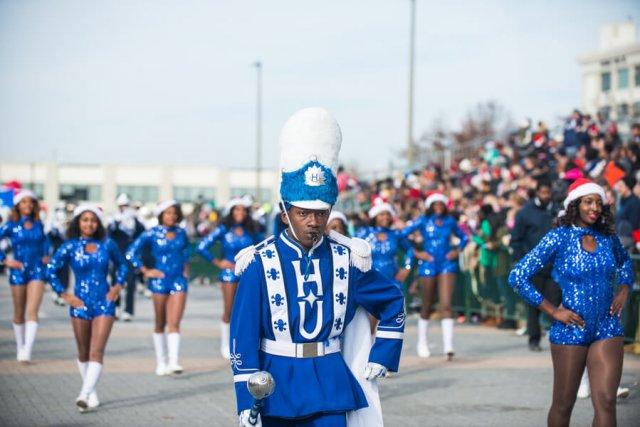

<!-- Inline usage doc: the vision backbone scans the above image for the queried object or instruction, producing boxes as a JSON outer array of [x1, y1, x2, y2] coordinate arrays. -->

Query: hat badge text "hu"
[[304, 164, 325, 187]]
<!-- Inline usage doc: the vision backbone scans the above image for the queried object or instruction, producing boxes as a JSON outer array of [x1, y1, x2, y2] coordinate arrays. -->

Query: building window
[[618, 68, 629, 89], [22, 183, 44, 199], [598, 106, 611, 121], [617, 103, 629, 120], [633, 101, 640, 119], [601, 72, 611, 92], [173, 186, 216, 203], [116, 185, 158, 203], [635, 65, 640, 87], [229, 187, 272, 203], [60, 184, 101, 202]]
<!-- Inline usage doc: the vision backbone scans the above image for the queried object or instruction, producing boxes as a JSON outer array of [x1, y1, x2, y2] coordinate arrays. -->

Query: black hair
[[157, 204, 184, 226], [223, 205, 257, 235], [66, 212, 106, 240], [553, 198, 615, 235], [536, 179, 552, 191]]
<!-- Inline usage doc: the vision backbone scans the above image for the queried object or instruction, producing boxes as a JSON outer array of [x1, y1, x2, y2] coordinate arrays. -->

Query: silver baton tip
[[247, 371, 275, 400]]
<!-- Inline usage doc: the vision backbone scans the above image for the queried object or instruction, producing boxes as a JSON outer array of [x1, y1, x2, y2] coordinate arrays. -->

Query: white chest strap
[[329, 242, 350, 339], [259, 242, 292, 343]]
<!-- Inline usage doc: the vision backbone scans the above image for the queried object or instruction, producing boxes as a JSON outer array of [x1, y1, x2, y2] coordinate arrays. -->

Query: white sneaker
[[155, 363, 168, 376], [577, 381, 590, 399], [121, 312, 132, 322], [166, 363, 183, 375], [76, 393, 90, 412], [416, 343, 431, 358], [617, 387, 630, 399], [88, 392, 100, 408], [220, 345, 230, 360]]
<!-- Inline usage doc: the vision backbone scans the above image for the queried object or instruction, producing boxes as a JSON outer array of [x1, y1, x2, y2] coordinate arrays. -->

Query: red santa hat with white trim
[[368, 196, 395, 219], [424, 191, 449, 209], [73, 204, 105, 225], [13, 189, 37, 205], [563, 178, 606, 210]]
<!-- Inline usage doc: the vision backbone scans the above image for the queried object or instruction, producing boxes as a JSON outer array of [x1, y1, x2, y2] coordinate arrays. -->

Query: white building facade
[[578, 22, 640, 130], [0, 162, 279, 212]]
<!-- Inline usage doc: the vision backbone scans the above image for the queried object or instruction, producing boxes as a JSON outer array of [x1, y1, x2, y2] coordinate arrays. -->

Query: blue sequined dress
[[0, 216, 50, 285], [47, 238, 128, 320], [508, 226, 634, 345]]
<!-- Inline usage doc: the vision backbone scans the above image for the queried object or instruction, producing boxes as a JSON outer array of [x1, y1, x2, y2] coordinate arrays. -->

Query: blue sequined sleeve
[[107, 238, 129, 284], [453, 221, 469, 250], [47, 241, 73, 294], [0, 222, 11, 262], [508, 228, 560, 307], [125, 230, 151, 270], [196, 226, 224, 263], [180, 229, 190, 264], [611, 235, 634, 287]]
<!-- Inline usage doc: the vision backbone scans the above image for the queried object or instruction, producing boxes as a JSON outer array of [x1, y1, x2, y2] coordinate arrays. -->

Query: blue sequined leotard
[[126, 226, 190, 295], [401, 214, 468, 277], [508, 226, 634, 346], [0, 216, 50, 285], [355, 226, 410, 280], [196, 224, 260, 283], [47, 238, 128, 320]]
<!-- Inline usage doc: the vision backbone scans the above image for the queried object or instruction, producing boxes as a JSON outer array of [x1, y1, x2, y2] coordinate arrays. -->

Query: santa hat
[[73, 204, 105, 225], [328, 210, 348, 225], [224, 196, 252, 215], [425, 192, 449, 209], [563, 178, 606, 209], [154, 199, 178, 216], [13, 189, 37, 206], [368, 197, 395, 219], [278, 108, 341, 210]]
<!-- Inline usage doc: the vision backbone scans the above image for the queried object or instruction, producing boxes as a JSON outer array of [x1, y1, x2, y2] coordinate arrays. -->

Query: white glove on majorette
[[364, 362, 388, 380]]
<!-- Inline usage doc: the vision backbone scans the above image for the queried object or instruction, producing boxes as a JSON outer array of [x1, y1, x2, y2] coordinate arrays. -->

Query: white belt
[[260, 338, 341, 358]]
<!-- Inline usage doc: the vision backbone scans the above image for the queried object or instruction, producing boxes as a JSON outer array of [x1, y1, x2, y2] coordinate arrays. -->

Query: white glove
[[239, 409, 262, 427], [364, 362, 387, 380]]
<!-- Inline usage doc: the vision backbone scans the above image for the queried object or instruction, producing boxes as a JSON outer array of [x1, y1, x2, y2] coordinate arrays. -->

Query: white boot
[[23, 321, 38, 362], [77, 361, 102, 412], [13, 323, 26, 362], [220, 321, 230, 359], [166, 332, 183, 374], [77, 360, 99, 408], [153, 333, 168, 376], [441, 318, 454, 360], [417, 318, 430, 358], [577, 369, 590, 398]]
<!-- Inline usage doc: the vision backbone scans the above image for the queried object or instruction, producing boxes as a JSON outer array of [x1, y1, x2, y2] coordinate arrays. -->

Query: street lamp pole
[[407, 0, 416, 169], [254, 61, 262, 203]]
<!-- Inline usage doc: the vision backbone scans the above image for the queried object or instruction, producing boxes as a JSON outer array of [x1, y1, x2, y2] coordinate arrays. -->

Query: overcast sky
[[1, 0, 638, 172]]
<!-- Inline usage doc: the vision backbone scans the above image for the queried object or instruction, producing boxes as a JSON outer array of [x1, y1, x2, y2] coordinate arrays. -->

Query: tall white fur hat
[[279, 108, 342, 210]]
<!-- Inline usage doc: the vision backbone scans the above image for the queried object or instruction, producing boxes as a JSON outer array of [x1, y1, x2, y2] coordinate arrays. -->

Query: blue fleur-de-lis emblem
[[262, 249, 275, 259], [271, 293, 285, 306], [335, 292, 346, 305], [274, 319, 287, 332], [334, 318, 343, 331], [333, 245, 346, 256], [267, 268, 280, 280], [335, 267, 347, 280]]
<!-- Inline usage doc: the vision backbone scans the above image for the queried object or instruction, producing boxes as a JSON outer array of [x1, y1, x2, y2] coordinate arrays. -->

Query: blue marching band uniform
[[230, 108, 405, 426]]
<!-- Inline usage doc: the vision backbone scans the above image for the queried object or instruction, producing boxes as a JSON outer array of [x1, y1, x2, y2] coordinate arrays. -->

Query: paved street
[[0, 275, 638, 426]]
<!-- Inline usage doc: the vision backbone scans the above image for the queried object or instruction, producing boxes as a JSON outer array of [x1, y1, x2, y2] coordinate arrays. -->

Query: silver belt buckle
[[301, 342, 318, 358]]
